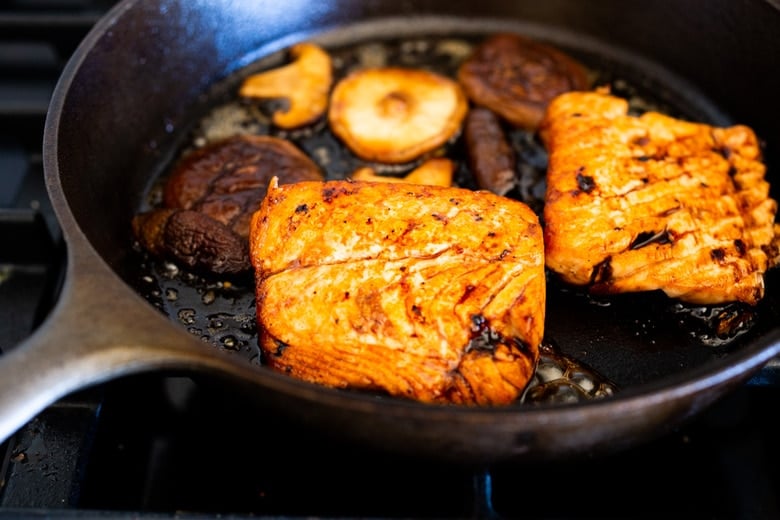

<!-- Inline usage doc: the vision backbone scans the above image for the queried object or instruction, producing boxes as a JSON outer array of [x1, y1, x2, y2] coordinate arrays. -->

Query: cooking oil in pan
[[130, 32, 775, 403]]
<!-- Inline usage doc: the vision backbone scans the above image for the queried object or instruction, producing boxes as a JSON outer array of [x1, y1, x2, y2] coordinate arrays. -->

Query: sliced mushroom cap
[[328, 67, 468, 164], [132, 209, 251, 276], [239, 42, 333, 129], [132, 134, 323, 276], [163, 134, 323, 238], [350, 157, 455, 187], [458, 33, 590, 130]]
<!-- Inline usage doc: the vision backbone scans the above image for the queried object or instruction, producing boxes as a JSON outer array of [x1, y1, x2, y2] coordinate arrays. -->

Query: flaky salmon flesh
[[540, 90, 780, 305], [249, 178, 545, 405]]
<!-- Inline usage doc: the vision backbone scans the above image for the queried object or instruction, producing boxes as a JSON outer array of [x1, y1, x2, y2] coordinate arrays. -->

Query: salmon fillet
[[249, 178, 545, 405], [540, 90, 780, 305]]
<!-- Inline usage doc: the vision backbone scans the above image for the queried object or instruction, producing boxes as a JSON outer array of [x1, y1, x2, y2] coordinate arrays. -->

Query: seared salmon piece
[[249, 178, 545, 405], [540, 90, 780, 305]]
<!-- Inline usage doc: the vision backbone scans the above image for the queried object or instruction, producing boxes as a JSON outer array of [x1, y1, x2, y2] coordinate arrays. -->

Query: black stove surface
[[2, 2, 780, 519]]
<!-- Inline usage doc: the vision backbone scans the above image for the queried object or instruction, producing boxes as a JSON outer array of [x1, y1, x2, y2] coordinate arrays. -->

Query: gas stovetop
[[1, 2, 780, 519]]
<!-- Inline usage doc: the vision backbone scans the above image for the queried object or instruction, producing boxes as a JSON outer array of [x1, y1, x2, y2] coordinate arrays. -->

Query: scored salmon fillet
[[249, 178, 546, 405], [540, 90, 780, 305]]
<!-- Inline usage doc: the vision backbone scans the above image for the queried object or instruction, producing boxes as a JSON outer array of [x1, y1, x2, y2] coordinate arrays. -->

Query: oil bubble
[[178, 308, 196, 325], [221, 335, 239, 350]]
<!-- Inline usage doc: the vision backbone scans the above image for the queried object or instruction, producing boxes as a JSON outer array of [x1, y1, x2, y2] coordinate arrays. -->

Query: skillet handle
[[0, 245, 257, 445]]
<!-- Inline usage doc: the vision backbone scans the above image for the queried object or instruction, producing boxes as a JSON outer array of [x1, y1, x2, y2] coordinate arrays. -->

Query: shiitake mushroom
[[133, 134, 323, 276], [350, 157, 456, 187], [239, 42, 333, 129], [458, 32, 590, 130], [463, 107, 517, 196], [328, 67, 468, 164]]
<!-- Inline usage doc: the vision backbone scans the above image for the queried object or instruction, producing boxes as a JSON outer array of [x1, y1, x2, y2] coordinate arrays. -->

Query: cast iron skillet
[[0, 0, 778, 464]]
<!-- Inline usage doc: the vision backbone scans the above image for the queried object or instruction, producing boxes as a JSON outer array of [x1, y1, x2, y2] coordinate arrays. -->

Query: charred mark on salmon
[[467, 314, 500, 354], [459, 285, 477, 304], [630, 229, 671, 250], [273, 339, 289, 356], [509, 336, 532, 356], [321, 184, 356, 203], [575, 167, 595, 193], [591, 257, 613, 284], [715, 145, 733, 159], [470, 314, 487, 331], [659, 205, 681, 217], [711, 248, 726, 262]]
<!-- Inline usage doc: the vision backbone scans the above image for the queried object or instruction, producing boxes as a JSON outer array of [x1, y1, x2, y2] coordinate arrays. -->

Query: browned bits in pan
[[239, 42, 333, 129], [464, 107, 517, 195], [458, 32, 590, 130], [328, 67, 468, 163], [133, 134, 323, 276]]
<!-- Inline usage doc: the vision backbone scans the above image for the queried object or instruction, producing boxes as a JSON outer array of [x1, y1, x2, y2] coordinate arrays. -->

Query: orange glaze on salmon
[[540, 90, 780, 305], [249, 178, 546, 405]]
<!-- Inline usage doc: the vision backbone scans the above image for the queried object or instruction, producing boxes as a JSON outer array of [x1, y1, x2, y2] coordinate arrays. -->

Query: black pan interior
[[51, 1, 779, 409], [118, 18, 780, 401]]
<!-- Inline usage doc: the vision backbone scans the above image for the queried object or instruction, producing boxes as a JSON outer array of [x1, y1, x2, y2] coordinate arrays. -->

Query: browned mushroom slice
[[133, 134, 323, 276], [239, 42, 333, 129], [457, 33, 590, 130], [163, 134, 323, 239], [328, 67, 468, 164], [350, 157, 455, 187], [464, 107, 516, 196], [132, 209, 251, 275]]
